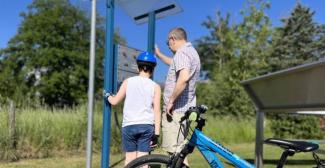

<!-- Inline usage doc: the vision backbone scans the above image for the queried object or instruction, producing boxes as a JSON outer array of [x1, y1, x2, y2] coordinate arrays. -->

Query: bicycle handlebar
[[179, 105, 208, 123]]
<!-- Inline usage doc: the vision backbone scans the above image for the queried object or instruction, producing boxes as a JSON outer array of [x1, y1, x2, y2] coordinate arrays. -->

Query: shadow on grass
[[110, 157, 125, 168]]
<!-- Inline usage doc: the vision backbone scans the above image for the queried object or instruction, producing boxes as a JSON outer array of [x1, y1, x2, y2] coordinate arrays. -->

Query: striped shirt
[[163, 42, 201, 114]]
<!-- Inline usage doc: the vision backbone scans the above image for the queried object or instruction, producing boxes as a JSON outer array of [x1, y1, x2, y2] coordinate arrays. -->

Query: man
[[155, 27, 201, 168]]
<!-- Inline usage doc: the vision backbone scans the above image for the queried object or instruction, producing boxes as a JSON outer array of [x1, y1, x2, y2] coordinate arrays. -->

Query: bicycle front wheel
[[125, 154, 171, 168]]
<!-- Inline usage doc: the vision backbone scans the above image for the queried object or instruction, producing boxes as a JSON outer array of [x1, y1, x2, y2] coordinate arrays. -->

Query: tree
[[268, 3, 325, 138], [0, 0, 125, 107], [196, 12, 235, 73], [268, 3, 323, 71], [196, 0, 272, 117], [315, 24, 325, 58]]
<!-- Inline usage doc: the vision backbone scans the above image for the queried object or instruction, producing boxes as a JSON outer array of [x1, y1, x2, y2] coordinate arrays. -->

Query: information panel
[[117, 45, 141, 83]]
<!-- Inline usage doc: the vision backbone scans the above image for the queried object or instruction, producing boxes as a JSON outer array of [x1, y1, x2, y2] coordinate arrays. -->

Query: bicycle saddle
[[264, 138, 319, 152]]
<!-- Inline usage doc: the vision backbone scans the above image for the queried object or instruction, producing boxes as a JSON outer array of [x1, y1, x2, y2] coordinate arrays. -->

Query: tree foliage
[[267, 3, 324, 71], [197, 0, 272, 117], [0, 0, 125, 107], [267, 3, 325, 138], [196, 1, 325, 138]]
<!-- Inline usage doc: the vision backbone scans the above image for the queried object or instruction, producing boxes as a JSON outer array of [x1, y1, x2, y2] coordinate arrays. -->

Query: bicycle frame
[[188, 128, 255, 168]]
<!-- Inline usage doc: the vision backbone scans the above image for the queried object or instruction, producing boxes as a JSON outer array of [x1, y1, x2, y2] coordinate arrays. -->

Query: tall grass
[[0, 103, 107, 161], [201, 115, 273, 144], [1, 103, 263, 161], [0, 108, 14, 161], [17, 106, 86, 156]]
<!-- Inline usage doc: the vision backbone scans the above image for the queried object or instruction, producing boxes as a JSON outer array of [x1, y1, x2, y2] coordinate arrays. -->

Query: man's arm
[[108, 80, 127, 105], [166, 68, 190, 115], [155, 45, 172, 65]]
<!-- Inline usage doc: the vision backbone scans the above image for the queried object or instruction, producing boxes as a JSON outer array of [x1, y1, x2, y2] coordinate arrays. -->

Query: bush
[[270, 114, 324, 139]]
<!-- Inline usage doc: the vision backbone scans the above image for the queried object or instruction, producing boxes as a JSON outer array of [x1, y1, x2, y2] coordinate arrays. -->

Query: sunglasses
[[166, 37, 173, 46]]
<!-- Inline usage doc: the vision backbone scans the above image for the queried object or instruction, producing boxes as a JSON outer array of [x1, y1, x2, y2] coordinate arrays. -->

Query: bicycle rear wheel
[[125, 154, 171, 168]]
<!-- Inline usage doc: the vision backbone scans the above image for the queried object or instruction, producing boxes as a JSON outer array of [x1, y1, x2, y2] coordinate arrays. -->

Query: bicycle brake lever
[[179, 116, 187, 123]]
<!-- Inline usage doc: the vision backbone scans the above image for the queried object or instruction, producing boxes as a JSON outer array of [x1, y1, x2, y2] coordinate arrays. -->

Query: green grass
[[0, 152, 123, 168], [190, 143, 325, 168], [1, 143, 324, 168], [202, 115, 274, 144], [1, 104, 262, 161], [0, 104, 106, 160], [1, 103, 324, 167]]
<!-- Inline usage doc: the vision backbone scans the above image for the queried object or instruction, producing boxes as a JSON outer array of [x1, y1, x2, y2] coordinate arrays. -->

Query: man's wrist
[[156, 52, 162, 58]]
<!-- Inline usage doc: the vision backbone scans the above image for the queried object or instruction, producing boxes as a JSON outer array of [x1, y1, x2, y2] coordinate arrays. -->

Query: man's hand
[[150, 134, 160, 148], [154, 44, 161, 57], [154, 44, 172, 65], [166, 101, 174, 116]]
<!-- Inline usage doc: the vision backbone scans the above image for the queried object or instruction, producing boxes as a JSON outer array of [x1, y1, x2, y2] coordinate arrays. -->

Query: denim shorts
[[122, 124, 154, 152]]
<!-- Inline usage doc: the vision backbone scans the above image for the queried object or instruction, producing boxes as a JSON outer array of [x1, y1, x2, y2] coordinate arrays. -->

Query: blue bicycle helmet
[[136, 52, 157, 67]]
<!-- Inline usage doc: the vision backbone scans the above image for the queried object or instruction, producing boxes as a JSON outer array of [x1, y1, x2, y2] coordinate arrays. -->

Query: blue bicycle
[[125, 105, 324, 168]]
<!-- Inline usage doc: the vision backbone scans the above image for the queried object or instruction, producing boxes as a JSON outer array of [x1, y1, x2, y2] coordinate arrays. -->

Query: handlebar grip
[[179, 105, 208, 123], [179, 111, 197, 123], [188, 112, 198, 121]]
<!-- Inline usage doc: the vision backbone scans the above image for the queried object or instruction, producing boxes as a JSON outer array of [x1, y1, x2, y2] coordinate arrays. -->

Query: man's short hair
[[169, 27, 187, 41]]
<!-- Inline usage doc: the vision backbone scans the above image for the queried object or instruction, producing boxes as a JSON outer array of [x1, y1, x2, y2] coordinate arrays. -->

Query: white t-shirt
[[122, 76, 156, 127]]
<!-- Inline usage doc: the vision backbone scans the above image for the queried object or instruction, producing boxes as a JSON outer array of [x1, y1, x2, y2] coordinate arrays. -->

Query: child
[[104, 52, 161, 166]]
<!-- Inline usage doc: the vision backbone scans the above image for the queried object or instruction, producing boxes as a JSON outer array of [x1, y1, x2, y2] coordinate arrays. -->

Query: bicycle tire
[[125, 154, 171, 168]]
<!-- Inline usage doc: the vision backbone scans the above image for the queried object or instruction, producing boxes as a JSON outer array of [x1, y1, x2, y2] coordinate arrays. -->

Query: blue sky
[[1, 0, 324, 82]]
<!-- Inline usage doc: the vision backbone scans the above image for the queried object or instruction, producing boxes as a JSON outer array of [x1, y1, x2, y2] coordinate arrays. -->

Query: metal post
[[255, 109, 264, 168], [147, 11, 155, 54], [86, 0, 97, 167], [101, 0, 115, 168]]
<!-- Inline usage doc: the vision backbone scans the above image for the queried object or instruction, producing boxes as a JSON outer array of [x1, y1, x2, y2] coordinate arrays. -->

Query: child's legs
[[122, 126, 138, 165], [136, 151, 149, 168], [125, 152, 137, 166], [136, 125, 153, 168], [137, 151, 148, 157], [122, 124, 154, 165]]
